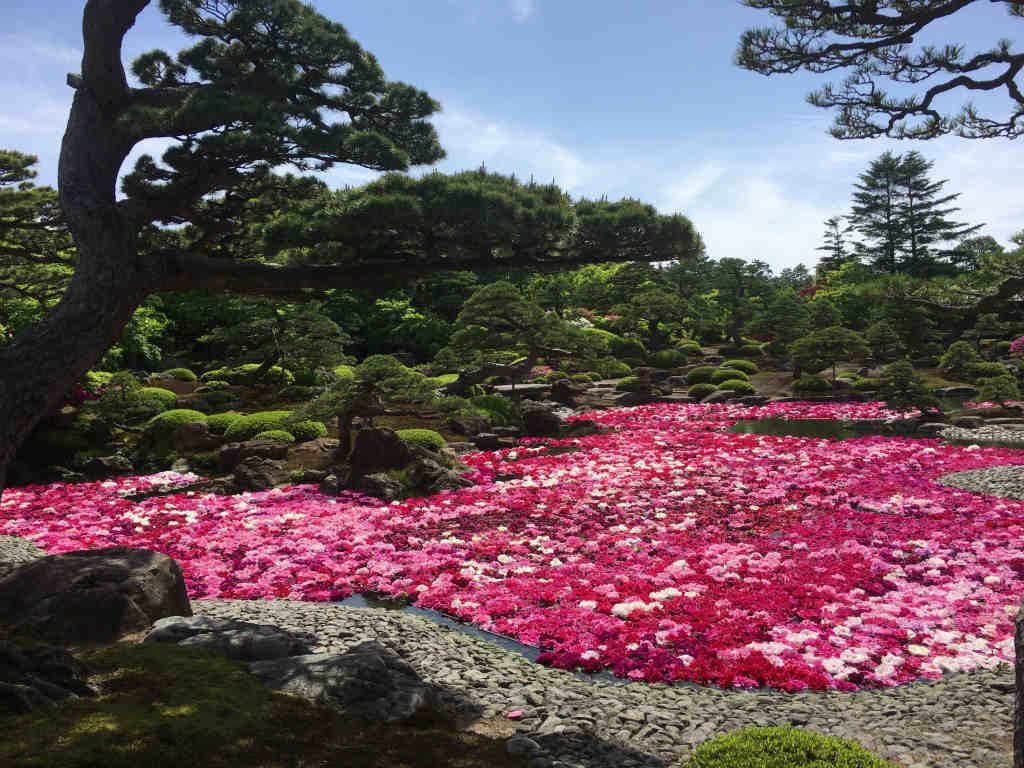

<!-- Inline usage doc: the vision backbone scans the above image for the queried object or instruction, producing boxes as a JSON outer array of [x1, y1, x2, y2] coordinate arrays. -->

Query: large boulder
[[233, 456, 291, 491], [83, 455, 134, 479], [218, 439, 290, 472], [145, 615, 315, 661], [157, 421, 221, 453], [0, 547, 191, 645], [350, 472, 406, 500], [407, 457, 473, 495], [349, 427, 412, 471], [448, 412, 491, 437], [288, 437, 340, 473], [0, 643, 95, 714], [520, 400, 565, 437], [247, 641, 440, 722]]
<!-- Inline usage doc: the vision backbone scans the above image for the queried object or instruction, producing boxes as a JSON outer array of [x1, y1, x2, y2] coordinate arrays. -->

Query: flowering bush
[[1, 402, 1020, 692], [1010, 335, 1024, 357]]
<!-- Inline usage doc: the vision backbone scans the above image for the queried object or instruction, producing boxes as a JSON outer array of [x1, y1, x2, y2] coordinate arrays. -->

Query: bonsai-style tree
[[880, 360, 941, 417], [977, 375, 1022, 410], [865, 320, 905, 365], [790, 326, 870, 388]]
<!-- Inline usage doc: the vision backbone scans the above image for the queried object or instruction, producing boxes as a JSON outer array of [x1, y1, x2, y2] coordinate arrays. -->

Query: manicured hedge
[[288, 420, 328, 442], [686, 366, 718, 385], [223, 411, 294, 442], [720, 359, 759, 375], [792, 376, 831, 394], [685, 726, 897, 768], [161, 367, 198, 382], [207, 412, 243, 435], [711, 368, 749, 385], [137, 387, 179, 413], [252, 430, 295, 443], [396, 428, 447, 453], [715, 378, 755, 394], [144, 409, 207, 439], [687, 383, 717, 400]]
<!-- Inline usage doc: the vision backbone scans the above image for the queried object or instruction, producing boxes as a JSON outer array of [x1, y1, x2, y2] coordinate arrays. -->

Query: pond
[[727, 418, 874, 440]]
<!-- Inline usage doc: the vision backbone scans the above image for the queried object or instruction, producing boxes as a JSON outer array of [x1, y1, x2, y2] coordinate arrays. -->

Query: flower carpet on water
[[1, 402, 1022, 691]]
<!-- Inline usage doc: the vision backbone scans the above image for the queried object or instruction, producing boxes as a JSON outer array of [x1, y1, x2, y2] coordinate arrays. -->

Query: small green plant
[[397, 428, 447, 452], [686, 726, 897, 768], [687, 382, 717, 400], [593, 356, 632, 379], [966, 361, 1009, 380], [434, 395, 472, 413], [206, 412, 243, 435], [143, 409, 208, 439], [678, 340, 703, 356], [278, 385, 319, 401], [738, 343, 764, 356], [252, 429, 296, 443], [720, 359, 759, 375], [287, 420, 328, 442], [223, 411, 294, 442], [852, 377, 887, 391], [686, 366, 717, 385], [161, 367, 198, 382], [939, 341, 981, 377], [137, 387, 179, 413], [880, 360, 940, 415], [711, 368, 750, 384], [791, 376, 831, 394], [716, 378, 755, 394]]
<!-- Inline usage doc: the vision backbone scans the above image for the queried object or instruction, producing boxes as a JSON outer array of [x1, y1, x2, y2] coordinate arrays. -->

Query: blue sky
[[1, 0, 1022, 272]]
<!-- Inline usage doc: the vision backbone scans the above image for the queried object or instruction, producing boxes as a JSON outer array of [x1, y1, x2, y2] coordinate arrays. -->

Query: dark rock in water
[[233, 456, 290, 491], [0, 547, 191, 645], [349, 427, 413, 471], [0, 643, 95, 714], [248, 641, 441, 722], [145, 615, 315, 661]]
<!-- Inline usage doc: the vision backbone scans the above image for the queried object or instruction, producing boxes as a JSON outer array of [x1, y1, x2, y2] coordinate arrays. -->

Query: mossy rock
[[251, 430, 296, 444], [207, 412, 243, 435], [161, 367, 197, 382], [397, 428, 447, 453], [144, 409, 208, 439], [136, 387, 178, 413], [223, 411, 294, 442], [686, 726, 897, 767], [711, 368, 749, 384], [288, 420, 328, 442]]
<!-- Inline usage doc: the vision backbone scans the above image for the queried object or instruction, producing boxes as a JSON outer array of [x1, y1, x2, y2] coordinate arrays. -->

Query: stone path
[[193, 598, 1013, 768]]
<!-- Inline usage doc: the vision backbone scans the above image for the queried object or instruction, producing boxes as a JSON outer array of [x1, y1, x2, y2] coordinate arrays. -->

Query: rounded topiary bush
[[739, 343, 764, 357], [594, 356, 633, 379], [966, 361, 1009, 380], [288, 420, 328, 442], [678, 341, 703, 356], [207, 412, 243, 435], [720, 359, 759, 375], [792, 376, 831, 394], [852, 377, 887, 392], [711, 368, 749, 385], [687, 382, 717, 401], [278, 385, 318, 401], [685, 726, 897, 768], [197, 390, 235, 407], [615, 376, 649, 392], [137, 387, 179, 413], [251, 429, 296, 443], [686, 366, 718, 385], [649, 349, 689, 368], [397, 428, 447, 453], [608, 335, 647, 362], [716, 378, 755, 394], [144, 409, 208, 439], [161, 367, 197, 382], [332, 363, 356, 379], [223, 410, 294, 442], [939, 340, 981, 376]]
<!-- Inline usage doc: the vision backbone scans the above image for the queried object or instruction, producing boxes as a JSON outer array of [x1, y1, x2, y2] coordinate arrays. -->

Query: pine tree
[[814, 216, 851, 279], [850, 151, 904, 274]]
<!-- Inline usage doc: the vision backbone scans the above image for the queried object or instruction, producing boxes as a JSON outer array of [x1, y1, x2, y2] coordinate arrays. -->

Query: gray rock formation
[[233, 456, 291, 491], [0, 643, 95, 714], [145, 615, 315, 661]]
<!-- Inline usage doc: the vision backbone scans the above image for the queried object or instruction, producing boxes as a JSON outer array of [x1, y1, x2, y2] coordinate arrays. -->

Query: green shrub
[[82, 370, 114, 393], [608, 335, 647, 361], [792, 376, 831, 394], [197, 390, 235, 407], [207, 412, 243, 435], [649, 349, 689, 368], [939, 341, 981, 376], [615, 376, 649, 392], [711, 368, 749, 385], [966, 361, 1009, 380], [996, 340, 1013, 356], [423, 373, 459, 388], [686, 366, 718, 385], [686, 726, 897, 768], [136, 387, 178, 413], [716, 378, 755, 394], [739, 343, 764, 357], [435, 396, 472, 413], [288, 420, 328, 442], [200, 364, 294, 386], [200, 380, 231, 390], [571, 373, 592, 383], [978, 374, 1021, 404], [278, 385, 318, 401], [144, 409, 207, 439], [161, 367, 197, 382], [252, 430, 296, 443], [852, 377, 887, 391], [687, 382, 717, 400], [678, 341, 703, 356], [720, 359, 759, 375], [470, 394, 520, 426], [223, 410, 294, 442], [594, 356, 633, 379], [397, 428, 447, 453]]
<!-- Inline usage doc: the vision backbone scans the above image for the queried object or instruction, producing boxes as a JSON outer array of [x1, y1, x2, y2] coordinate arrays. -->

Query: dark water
[[727, 418, 866, 440]]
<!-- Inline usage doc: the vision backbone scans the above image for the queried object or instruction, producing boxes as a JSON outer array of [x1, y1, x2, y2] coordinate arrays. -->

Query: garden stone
[[407, 457, 473, 495], [170, 458, 190, 473], [951, 416, 985, 429], [349, 427, 412, 470], [233, 456, 290, 491], [449, 413, 491, 437], [247, 641, 440, 722], [613, 391, 651, 406], [507, 735, 542, 757], [218, 439, 290, 472], [915, 422, 951, 437], [521, 401, 564, 437], [700, 390, 735, 404], [492, 426, 522, 438], [935, 386, 981, 399], [145, 615, 315, 661], [735, 395, 770, 406], [667, 376, 687, 389], [0, 643, 95, 714], [550, 379, 585, 407], [448, 441, 476, 454], [288, 437, 340, 473], [474, 433, 501, 450], [160, 421, 221, 453], [84, 455, 134, 478], [561, 419, 602, 438], [351, 472, 406, 500], [703, 354, 724, 364], [0, 547, 191, 644]]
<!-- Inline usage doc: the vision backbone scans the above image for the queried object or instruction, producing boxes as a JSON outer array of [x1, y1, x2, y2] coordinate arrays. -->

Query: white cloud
[[657, 162, 725, 212], [510, 0, 536, 21]]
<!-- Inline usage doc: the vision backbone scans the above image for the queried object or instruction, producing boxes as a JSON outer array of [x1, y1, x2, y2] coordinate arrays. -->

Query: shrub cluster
[[252, 430, 296, 443], [593, 356, 632, 379], [966, 361, 1009, 380], [278, 385, 319, 401], [470, 394, 520, 425], [200, 364, 294, 386], [791, 376, 831, 394], [649, 349, 689, 368], [720, 359, 759, 375], [687, 382, 717, 401], [223, 411, 294, 442], [615, 376, 650, 392], [288, 420, 328, 442], [710, 368, 749, 385], [161, 367, 198, 382], [685, 726, 897, 768], [144, 409, 207, 439], [396, 428, 447, 453], [716, 378, 755, 394], [939, 341, 981, 377], [137, 387, 179, 413], [686, 366, 717, 385], [207, 412, 243, 435]]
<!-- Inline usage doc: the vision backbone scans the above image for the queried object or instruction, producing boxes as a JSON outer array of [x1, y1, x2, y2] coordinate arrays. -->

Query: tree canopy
[[737, 1, 1024, 139]]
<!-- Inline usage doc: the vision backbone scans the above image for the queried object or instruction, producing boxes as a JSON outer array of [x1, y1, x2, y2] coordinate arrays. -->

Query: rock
[[667, 376, 688, 389], [0, 547, 191, 645], [613, 391, 651, 406], [319, 474, 341, 495], [160, 421, 221, 453], [218, 439, 290, 472], [145, 615, 315, 661], [506, 735, 542, 757], [233, 456, 291, 491], [549, 379, 584, 407], [447, 442, 476, 454], [473, 433, 501, 451], [916, 422, 951, 437], [288, 438, 340, 473], [951, 416, 985, 429], [0, 644, 95, 714], [351, 472, 406, 500], [735, 395, 770, 406], [349, 427, 413, 470], [448, 413, 491, 437], [407, 457, 473, 495], [935, 386, 981, 399], [170, 458, 191, 473], [84, 455, 134, 479], [520, 401, 564, 437], [700, 390, 735, 404], [492, 426, 522, 438], [561, 419, 602, 438], [703, 354, 724, 365], [247, 641, 440, 722], [857, 367, 871, 377]]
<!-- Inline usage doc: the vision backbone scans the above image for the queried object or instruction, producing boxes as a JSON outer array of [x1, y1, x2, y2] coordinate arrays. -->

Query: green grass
[[0, 639, 527, 768]]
